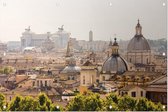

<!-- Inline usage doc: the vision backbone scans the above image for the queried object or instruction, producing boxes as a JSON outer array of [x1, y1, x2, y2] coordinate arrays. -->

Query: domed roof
[[102, 38, 128, 74], [102, 56, 128, 74], [127, 20, 151, 51], [62, 57, 81, 73], [127, 36, 151, 51]]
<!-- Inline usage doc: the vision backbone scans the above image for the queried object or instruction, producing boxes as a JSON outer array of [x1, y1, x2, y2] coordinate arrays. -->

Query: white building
[[50, 25, 70, 49], [20, 26, 70, 50]]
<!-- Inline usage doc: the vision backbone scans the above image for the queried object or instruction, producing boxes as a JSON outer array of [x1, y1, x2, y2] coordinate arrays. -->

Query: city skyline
[[0, 0, 167, 42]]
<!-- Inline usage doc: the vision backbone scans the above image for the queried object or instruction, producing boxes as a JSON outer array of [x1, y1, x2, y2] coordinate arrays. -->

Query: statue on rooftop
[[58, 25, 64, 31]]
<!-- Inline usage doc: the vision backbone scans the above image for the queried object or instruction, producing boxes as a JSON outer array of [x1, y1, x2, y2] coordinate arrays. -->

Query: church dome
[[102, 56, 128, 74], [62, 57, 81, 73], [127, 20, 151, 51], [127, 36, 151, 51], [62, 37, 81, 74], [102, 38, 128, 74]]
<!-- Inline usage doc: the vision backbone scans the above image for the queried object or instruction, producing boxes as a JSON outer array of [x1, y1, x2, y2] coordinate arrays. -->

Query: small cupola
[[112, 38, 119, 56]]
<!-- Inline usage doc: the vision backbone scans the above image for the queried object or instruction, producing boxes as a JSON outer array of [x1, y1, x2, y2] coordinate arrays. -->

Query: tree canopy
[[0, 92, 165, 111], [7, 93, 62, 111], [66, 92, 165, 111], [0, 93, 5, 111]]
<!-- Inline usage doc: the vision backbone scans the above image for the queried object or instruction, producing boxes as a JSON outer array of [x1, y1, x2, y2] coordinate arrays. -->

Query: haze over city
[[0, 0, 167, 42], [0, 0, 167, 111]]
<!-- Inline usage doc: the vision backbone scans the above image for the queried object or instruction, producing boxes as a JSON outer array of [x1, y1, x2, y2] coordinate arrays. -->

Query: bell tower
[[66, 38, 73, 57]]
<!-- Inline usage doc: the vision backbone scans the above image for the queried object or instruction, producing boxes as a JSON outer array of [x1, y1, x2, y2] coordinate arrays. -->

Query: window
[[131, 92, 136, 97], [83, 76, 85, 84], [40, 80, 43, 87], [37, 80, 39, 87], [32, 81, 35, 86], [141, 91, 143, 97], [102, 76, 105, 81], [45, 81, 47, 86], [130, 58, 132, 62], [146, 58, 148, 64]]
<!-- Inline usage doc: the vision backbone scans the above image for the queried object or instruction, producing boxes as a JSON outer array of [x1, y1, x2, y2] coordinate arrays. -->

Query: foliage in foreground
[[6, 93, 62, 111], [66, 92, 165, 111], [0, 92, 165, 111]]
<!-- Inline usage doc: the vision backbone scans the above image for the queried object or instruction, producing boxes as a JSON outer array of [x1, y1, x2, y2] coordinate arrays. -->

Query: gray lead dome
[[102, 38, 128, 74], [127, 35, 151, 51], [127, 20, 151, 52], [102, 56, 128, 74]]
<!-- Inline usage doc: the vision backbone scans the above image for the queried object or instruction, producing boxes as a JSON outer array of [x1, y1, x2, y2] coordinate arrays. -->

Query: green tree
[[135, 97, 160, 111], [84, 93, 104, 111], [0, 68, 4, 74], [156, 102, 164, 111], [20, 96, 40, 111], [104, 93, 120, 111], [8, 95, 22, 111], [135, 97, 149, 111], [66, 94, 85, 111], [0, 93, 5, 111], [102, 99, 119, 111], [106, 92, 119, 104], [38, 93, 52, 111], [4, 67, 10, 74], [2, 66, 14, 75], [118, 95, 137, 111], [50, 104, 63, 111], [66, 92, 104, 111]]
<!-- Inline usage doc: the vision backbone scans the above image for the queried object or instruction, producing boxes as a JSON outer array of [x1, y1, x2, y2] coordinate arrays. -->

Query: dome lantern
[[112, 38, 119, 56], [135, 19, 142, 36]]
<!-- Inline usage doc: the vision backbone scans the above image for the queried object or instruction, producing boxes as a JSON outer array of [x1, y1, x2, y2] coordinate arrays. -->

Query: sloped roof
[[82, 60, 94, 66], [119, 85, 145, 91]]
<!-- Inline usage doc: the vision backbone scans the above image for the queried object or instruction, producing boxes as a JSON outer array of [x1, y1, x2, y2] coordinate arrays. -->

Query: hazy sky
[[0, 0, 167, 42]]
